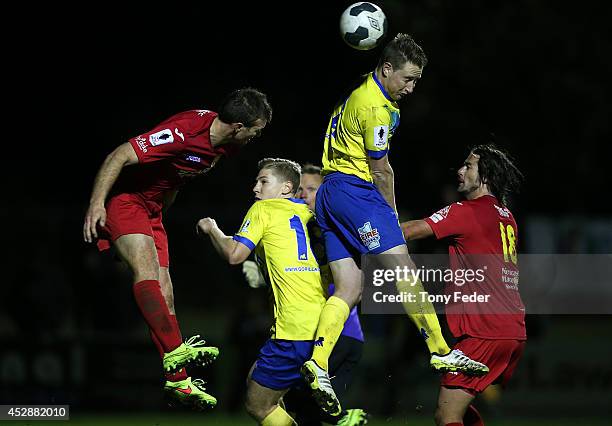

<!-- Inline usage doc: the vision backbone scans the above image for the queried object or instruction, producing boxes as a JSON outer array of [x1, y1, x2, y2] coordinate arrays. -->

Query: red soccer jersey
[[424, 195, 526, 340], [112, 109, 238, 208]]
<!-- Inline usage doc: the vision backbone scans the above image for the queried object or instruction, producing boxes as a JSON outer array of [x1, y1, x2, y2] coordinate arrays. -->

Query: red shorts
[[96, 193, 169, 267], [441, 337, 525, 395]]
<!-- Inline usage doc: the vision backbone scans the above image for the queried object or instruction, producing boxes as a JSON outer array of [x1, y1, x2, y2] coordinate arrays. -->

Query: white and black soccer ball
[[340, 2, 388, 50]]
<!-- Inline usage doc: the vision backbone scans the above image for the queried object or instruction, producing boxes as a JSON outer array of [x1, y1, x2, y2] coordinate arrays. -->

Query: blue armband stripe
[[366, 149, 388, 159], [233, 235, 256, 251]]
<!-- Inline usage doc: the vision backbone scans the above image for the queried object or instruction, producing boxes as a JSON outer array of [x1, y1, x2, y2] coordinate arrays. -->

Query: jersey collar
[[288, 198, 306, 204], [371, 72, 393, 102]]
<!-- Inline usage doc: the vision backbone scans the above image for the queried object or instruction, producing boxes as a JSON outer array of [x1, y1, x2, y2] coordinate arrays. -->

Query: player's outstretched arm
[[196, 218, 252, 265], [401, 219, 434, 241], [369, 155, 396, 213], [83, 142, 139, 243]]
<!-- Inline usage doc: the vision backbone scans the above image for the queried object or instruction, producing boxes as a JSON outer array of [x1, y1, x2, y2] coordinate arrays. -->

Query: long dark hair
[[471, 144, 524, 206]]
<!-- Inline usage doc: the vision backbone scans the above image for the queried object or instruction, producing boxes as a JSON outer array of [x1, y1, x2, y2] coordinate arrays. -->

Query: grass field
[[14, 412, 610, 426]]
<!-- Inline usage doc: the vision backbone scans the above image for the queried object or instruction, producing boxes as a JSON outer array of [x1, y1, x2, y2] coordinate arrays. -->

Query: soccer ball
[[339, 2, 388, 50]]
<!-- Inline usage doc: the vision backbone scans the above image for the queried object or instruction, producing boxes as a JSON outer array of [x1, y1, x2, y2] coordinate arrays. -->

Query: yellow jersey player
[[303, 34, 489, 414], [196, 158, 326, 426]]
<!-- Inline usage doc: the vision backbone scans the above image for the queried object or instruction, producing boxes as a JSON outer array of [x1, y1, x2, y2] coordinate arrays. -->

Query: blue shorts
[[251, 339, 314, 391], [315, 172, 406, 262]]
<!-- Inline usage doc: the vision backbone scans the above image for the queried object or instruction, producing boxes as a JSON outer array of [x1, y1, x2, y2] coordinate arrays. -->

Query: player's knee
[[434, 407, 445, 426], [133, 270, 160, 282], [244, 399, 266, 422], [135, 260, 161, 281], [244, 399, 256, 419], [131, 259, 160, 282], [334, 283, 361, 307], [434, 405, 460, 426], [346, 286, 362, 307]]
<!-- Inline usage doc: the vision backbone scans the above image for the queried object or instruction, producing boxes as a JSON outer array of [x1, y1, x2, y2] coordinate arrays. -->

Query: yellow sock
[[311, 296, 350, 371], [261, 405, 295, 426], [396, 279, 451, 355]]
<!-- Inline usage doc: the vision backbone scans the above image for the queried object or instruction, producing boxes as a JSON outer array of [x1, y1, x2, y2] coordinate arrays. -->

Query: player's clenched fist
[[83, 204, 107, 243], [196, 218, 217, 235]]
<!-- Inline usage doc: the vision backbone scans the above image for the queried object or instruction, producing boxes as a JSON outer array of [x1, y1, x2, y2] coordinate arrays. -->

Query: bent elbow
[[372, 164, 394, 178], [372, 169, 393, 184], [228, 255, 245, 266]]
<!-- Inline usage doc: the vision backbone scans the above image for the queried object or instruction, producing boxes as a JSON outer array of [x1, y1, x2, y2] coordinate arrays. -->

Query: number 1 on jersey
[[289, 215, 309, 261]]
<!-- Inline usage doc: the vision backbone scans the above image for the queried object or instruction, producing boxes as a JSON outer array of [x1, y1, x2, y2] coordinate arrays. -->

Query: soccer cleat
[[165, 376, 217, 410], [430, 349, 489, 376], [300, 360, 342, 416], [163, 335, 219, 374], [337, 408, 369, 426]]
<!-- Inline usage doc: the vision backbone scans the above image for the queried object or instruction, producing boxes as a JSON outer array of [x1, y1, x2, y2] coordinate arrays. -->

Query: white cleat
[[430, 349, 489, 376], [300, 360, 341, 416]]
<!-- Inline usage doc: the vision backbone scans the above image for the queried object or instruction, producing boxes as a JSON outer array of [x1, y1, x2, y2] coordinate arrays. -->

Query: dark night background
[[3, 1, 611, 424]]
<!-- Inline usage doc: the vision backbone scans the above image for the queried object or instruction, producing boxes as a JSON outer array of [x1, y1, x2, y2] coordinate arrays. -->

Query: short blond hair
[[257, 158, 301, 195]]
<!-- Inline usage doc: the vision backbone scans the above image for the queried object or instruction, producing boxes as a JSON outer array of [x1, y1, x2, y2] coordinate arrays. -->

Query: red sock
[[133, 280, 183, 353], [150, 323, 188, 382], [464, 405, 484, 426]]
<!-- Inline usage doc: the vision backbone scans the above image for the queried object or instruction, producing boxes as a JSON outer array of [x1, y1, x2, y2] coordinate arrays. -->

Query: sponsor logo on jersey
[[240, 219, 251, 234], [196, 109, 211, 116], [429, 205, 451, 223], [177, 154, 222, 179], [494, 204, 511, 218], [174, 128, 185, 142], [149, 129, 174, 146], [358, 221, 381, 250], [185, 155, 201, 163], [135, 136, 148, 153], [284, 266, 320, 272], [373, 125, 389, 148], [314, 337, 325, 347]]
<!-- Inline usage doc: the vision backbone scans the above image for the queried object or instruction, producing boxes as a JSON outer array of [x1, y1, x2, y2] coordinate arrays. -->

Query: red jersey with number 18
[[424, 195, 526, 340]]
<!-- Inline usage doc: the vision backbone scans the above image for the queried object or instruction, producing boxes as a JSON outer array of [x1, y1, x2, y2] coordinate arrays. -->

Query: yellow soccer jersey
[[233, 198, 326, 341], [322, 72, 401, 182]]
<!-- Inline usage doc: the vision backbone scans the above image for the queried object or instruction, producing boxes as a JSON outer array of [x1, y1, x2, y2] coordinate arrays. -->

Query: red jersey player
[[82, 88, 272, 410], [401, 145, 525, 426]]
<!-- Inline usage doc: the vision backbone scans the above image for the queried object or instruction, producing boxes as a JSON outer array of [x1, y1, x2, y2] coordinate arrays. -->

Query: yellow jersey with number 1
[[233, 198, 325, 341], [321, 72, 401, 183]]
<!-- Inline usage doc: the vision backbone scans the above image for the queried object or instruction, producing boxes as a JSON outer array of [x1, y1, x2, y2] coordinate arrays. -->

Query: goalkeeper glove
[[242, 260, 266, 288]]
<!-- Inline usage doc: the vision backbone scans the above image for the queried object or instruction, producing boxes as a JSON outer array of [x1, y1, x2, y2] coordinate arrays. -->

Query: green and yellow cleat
[[337, 408, 369, 426], [430, 349, 489, 376], [300, 359, 341, 416], [163, 335, 219, 374], [165, 376, 217, 410]]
